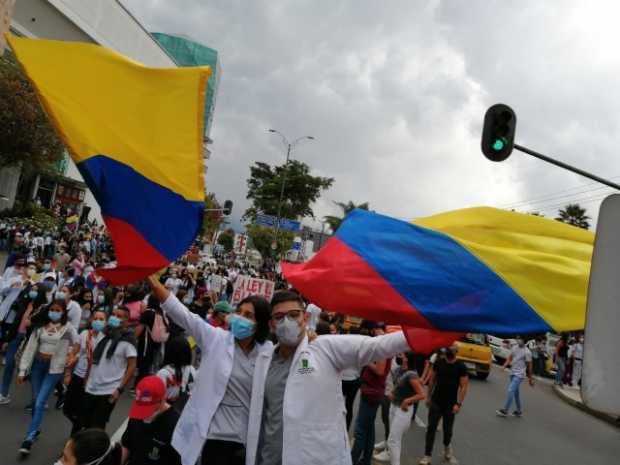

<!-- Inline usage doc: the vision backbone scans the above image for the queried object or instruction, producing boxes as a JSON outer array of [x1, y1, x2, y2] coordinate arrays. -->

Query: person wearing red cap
[[121, 376, 181, 465]]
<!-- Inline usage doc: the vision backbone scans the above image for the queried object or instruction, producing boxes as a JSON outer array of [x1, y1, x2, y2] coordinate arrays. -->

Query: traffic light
[[481, 104, 517, 162], [223, 200, 233, 215]]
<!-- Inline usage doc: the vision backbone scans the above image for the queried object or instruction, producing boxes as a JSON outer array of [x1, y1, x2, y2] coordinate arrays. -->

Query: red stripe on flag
[[282, 238, 433, 328], [97, 216, 168, 285]]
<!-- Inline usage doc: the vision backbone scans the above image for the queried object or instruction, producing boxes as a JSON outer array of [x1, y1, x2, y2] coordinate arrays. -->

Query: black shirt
[[121, 407, 181, 465], [137, 310, 160, 360], [431, 359, 468, 409]]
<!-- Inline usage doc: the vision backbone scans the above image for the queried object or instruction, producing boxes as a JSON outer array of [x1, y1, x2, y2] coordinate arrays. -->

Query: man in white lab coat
[[254, 291, 411, 465]]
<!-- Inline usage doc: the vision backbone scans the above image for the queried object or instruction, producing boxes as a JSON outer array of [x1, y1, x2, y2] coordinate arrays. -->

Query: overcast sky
[[123, 0, 620, 231]]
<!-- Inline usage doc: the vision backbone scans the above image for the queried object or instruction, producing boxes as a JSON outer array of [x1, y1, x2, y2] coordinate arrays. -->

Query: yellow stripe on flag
[[6, 35, 210, 202]]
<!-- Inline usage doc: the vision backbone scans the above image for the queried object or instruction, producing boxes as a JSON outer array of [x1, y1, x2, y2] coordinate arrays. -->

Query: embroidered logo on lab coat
[[297, 357, 315, 375]]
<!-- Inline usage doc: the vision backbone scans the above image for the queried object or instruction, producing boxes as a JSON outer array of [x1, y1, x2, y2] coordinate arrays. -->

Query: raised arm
[[320, 331, 410, 372], [147, 275, 218, 350]]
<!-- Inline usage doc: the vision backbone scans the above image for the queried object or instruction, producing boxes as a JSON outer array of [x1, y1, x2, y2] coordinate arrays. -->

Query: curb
[[552, 385, 620, 429]]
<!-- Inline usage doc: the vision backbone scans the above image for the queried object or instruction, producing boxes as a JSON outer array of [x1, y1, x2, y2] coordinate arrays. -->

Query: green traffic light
[[492, 138, 505, 151]]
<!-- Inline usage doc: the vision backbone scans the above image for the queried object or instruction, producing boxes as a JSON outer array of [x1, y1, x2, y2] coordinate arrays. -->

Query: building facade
[[151, 32, 221, 181]]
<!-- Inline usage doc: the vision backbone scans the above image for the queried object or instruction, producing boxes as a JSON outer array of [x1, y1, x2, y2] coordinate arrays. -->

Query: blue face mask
[[28, 290, 38, 300], [227, 313, 256, 340], [107, 316, 122, 328], [48, 310, 62, 322], [91, 320, 106, 332], [55, 291, 66, 301]]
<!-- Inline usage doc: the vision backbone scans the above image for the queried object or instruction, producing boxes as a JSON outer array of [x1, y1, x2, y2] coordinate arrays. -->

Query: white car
[[487, 335, 516, 365]]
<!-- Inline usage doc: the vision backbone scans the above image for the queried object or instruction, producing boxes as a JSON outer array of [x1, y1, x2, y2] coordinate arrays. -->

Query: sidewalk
[[553, 384, 620, 428]]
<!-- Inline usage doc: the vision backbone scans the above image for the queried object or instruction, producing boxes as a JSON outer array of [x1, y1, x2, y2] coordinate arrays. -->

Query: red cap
[[128, 376, 166, 420]]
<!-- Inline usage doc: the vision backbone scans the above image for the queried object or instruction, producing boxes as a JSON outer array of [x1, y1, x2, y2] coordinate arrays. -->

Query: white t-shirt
[[573, 342, 584, 360], [66, 300, 82, 330], [510, 346, 532, 378], [157, 364, 197, 402], [165, 277, 183, 295], [74, 330, 105, 378], [86, 340, 137, 395], [208, 274, 223, 293]]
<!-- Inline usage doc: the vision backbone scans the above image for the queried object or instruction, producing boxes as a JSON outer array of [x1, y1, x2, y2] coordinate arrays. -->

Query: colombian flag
[[283, 208, 594, 335], [7, 36, 210, 284]]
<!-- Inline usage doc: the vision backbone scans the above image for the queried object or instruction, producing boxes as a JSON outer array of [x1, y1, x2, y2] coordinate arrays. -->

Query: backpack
[[149, 312, 170, 343]]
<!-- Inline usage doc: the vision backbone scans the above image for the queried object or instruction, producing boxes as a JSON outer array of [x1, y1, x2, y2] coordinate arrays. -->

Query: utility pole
[[268, 129, 315, 256]]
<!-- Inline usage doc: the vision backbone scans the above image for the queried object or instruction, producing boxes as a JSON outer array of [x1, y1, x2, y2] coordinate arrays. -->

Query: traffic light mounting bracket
[[513, 143, 620, 191]]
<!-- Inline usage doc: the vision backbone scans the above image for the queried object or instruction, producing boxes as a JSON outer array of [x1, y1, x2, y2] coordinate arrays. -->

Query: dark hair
[[270, 290, 304, 310], [70, 429, 122, 465], [147, 294, 161, 312], [28, 285, 48, 309], [115, 306, 130, 318], [47, 300, 69, 325], [162, 336, 192, 382], [77, 288, 94, 305], [315, 320, 331, 335], [238, 295, 272, 344]]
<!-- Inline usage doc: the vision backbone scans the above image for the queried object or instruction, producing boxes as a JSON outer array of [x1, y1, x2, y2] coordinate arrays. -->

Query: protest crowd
[[0, 218, 583, 465]]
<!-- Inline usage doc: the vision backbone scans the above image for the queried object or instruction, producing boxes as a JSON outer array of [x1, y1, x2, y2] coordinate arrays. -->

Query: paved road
[[377, 368, 620, 465], [0, 367, 132, 465], [1, 362, 618, 465]]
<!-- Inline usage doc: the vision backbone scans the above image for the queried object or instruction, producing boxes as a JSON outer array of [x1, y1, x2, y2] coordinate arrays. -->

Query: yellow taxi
[[455, 333, 493, 380]]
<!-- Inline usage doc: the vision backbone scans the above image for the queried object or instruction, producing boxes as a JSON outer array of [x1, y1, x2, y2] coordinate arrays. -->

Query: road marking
[[111, 418, 128, 443]]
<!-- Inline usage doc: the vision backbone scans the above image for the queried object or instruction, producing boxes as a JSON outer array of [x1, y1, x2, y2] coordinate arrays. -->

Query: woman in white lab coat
[[147, 276, 273, 465]]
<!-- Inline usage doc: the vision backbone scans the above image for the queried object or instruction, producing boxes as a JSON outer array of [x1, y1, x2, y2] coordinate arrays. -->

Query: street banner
[[283, 207, 593, 334], [234, 233, 248, 255], [231, 275, 275, 306], [7, 35, 211, 285]]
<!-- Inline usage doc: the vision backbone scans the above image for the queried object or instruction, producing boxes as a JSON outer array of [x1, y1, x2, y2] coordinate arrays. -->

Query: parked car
[[487, 335, 516, 365], [455, 333, 493, 380]]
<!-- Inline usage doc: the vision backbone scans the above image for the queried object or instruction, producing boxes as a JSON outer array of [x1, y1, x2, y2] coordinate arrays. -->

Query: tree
[[243, 160, 334, 221], [245, 224, 294, 258], [0, 52, 64, 172], [217, 228, 235, 253], [323, 201, 370, 232], [202, 193, 224, 239], [556, 204, 590, 230]]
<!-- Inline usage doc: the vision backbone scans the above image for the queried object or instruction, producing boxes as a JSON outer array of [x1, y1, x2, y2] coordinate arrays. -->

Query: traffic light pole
[[514, 144, 620, 191]]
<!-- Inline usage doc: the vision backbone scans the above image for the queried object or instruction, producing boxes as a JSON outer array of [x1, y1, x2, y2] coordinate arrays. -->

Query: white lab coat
[[162, 294, 409, 465], [161, 294, 273, 465], [254, 332, 410, 465]]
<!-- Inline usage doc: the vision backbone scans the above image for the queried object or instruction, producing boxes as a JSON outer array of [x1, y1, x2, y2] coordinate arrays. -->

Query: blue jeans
[[350, 397, 379, 465], [25, 358, 62, 441], [1, 333, 25, 396], [503, 375, 523, 412], [555, 358, 566, 385]]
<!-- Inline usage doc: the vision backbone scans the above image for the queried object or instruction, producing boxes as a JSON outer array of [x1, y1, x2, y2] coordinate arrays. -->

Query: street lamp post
[[268, 129, 314, 255]]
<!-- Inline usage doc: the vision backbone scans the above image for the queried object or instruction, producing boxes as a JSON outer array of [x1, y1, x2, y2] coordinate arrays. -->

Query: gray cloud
[[122, 0, 618, 230]]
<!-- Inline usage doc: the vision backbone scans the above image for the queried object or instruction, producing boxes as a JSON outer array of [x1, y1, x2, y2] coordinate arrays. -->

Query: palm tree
[[323, 201, 369, 232], [556, 204, 590, 230]]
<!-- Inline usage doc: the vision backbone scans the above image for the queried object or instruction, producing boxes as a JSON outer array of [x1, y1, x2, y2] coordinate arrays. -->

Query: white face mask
[[275, 316, 303, 346]]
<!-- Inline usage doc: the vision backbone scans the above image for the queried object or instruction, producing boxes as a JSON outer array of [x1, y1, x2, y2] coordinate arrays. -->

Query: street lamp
[[268, 129, 315, 254]]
